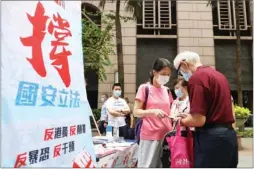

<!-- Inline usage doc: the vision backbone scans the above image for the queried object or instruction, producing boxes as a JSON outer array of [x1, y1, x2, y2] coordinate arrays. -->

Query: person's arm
[[107, 108, 124, 117], [180, 113, 206, 127], [133, 100, 158, 117], [120, 99, 131, 115], [180, 84, 207, 127], [130, 114, 134, 128], [105, 99, 124, 117]]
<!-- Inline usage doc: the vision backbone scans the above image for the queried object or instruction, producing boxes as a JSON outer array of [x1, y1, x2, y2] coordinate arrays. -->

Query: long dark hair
[[150, 58, 172, 84]]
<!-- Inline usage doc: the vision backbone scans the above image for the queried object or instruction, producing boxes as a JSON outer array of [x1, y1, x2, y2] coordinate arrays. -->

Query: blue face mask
[[113, 90, 121, 97], [181, 71, 192, 81], [174, 88, 183, 98]]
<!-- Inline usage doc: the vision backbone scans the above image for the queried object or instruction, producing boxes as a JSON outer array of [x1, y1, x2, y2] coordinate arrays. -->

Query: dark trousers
[[99, 120, 106, 134], [194, 126, 238, 168], [113, 125, 128, 139]]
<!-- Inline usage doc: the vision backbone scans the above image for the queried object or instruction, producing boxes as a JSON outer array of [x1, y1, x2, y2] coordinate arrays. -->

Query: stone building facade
[[82, 0, 253, 111]]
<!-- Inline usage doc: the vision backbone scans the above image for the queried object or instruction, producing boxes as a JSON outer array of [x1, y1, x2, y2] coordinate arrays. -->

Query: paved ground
[[238, 138, 253, 168]]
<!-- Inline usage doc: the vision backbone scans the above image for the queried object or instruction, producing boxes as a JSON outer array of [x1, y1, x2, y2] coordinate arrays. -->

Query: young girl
[[133, 58, 173, 167], [171, 78, 189, 117], [171, 78, 195, 131]]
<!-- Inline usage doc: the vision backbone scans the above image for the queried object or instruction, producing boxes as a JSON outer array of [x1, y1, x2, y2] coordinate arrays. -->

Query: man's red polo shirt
[[188, 66, 235, 124]]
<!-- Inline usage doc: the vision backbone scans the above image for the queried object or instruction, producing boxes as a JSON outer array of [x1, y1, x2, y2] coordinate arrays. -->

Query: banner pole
[[91, 113, 101, 136]]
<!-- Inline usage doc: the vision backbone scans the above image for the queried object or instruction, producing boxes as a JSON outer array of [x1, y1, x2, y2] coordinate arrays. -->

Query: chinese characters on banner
[[14, 141, 75, 168], [1, 1, 95, 167], [44, 124, 86, 141], [20, 1, 71, 87], [15, 81, 80, 108]]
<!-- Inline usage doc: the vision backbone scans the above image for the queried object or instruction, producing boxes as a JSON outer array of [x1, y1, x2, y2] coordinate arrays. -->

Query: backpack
[[134, 86, 171, 144]]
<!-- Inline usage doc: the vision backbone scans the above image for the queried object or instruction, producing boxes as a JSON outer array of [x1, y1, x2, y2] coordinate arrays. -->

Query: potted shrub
[[234, 105, 251, 127], [234, 105, 251, 150]]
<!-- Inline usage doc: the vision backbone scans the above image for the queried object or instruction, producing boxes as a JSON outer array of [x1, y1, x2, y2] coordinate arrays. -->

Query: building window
[[143, 0, 172, 29], [137, 0, 177, 36], [81, 3, 101, 27], [212, 0, 252, 37]]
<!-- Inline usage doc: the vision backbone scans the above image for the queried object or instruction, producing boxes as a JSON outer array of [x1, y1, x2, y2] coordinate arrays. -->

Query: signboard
[[1, 1, 96, 167]]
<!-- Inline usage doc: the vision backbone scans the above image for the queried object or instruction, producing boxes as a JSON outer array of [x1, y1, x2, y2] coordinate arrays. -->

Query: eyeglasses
[[176, 59, 185, 76]]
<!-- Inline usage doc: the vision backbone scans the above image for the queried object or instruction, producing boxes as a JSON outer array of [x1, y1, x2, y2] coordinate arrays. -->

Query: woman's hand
[[153, 109, 167, 118]]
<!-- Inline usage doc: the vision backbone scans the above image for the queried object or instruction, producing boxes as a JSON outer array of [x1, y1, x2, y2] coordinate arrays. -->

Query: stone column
[[177, 1, 215, 67]]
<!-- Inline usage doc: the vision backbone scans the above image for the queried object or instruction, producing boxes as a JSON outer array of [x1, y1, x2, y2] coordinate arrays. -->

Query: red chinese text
[[14, 152, 27, 168], [53, 144, 61, 158], [48, 13, 72, 87], [70, 125, 76, 136], [21, 2, 72, 87], [44, 128, 54, 141], [20, 2, 48, 77]]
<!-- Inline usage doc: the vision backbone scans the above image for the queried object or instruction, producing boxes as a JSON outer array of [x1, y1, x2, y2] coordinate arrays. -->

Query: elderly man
[[173, 51, 238, 167]]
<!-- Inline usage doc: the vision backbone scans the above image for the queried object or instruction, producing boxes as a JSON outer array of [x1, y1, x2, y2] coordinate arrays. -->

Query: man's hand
[[178, 113, 206, 127], [115, 110, 126, 117], [177, 113, 191, 126], [120, 111, 128, 115], [114, 112, 122, 117], [118, 109, 130, 115], [108, 109, 125, 117], [177, 113, 189, 119]]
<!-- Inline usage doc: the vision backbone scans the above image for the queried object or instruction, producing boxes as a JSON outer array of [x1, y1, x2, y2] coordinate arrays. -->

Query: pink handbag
[[166, 121, 194, 168]]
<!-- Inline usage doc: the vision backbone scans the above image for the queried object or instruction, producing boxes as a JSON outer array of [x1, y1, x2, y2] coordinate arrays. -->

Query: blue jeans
[[194, 126, 238, 168]]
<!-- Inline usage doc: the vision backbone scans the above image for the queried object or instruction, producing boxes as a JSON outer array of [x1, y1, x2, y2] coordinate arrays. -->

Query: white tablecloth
[[96, 143, 139, 168]]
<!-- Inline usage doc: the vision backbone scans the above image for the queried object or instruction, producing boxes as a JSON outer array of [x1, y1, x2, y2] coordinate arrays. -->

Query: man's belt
[[196, 123, 233, 131]]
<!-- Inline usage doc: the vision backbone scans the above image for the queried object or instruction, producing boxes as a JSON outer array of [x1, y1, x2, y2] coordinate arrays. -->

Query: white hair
[[173, 51, 201, 69]]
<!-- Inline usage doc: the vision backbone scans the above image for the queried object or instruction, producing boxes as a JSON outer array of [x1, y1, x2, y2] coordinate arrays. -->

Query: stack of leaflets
[[94, 144, 117, 158], [92, 136, 116, 144]]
